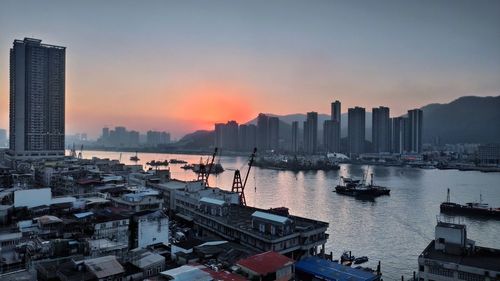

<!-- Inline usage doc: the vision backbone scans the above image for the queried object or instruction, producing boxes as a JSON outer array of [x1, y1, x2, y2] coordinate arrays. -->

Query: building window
[[259, 223, 265, 233]]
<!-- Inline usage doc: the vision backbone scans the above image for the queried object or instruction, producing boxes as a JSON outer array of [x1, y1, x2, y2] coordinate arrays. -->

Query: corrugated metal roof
[[160, 265, 212, 281], [200, 197, 226, 206], [251, 211, 290, 224], [295, 256, 379, 281]]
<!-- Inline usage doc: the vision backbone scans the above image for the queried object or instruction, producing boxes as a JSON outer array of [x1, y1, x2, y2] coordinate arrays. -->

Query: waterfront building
[[291, 121, 299, 153], [303, 112, 318, 154], [477, 144, 500, 165], [348, 107, 366, 155], [9, 38, 66, 159], [146, 130, 171, 147], [132, 210, 169, 249], [195, 203, 329, 258], [408, 109, 423, 154], [238, 124, 257, 152], [213, 121, 239, 151], [268, 117, 280, 151], [257, 113, 269, 151], [330, 100, 341, 152], [323, 120, 336, 153], [372, 106, 391, 153], [418, 220, 500, 281]]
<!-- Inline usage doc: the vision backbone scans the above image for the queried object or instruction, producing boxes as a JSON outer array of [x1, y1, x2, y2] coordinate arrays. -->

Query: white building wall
[[138, 216, 169, 248]]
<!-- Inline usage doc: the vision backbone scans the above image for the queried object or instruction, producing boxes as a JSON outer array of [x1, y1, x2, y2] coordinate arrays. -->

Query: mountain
[[420, 95, 500, 144], [176, 130, 214, 148]]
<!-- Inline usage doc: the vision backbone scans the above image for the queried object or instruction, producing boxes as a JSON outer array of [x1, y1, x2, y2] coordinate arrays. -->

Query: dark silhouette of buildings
[[324, 100, 341, 153], [291, 121, 299, 153], [303, 112, 318, 154], [268, 117, 280, 151], [408, 109, 423, 153], [214, 121, 239, 151], [348, 107, 365, 155], [372, 106, 391, 153], [9, 38, 66, 159], [238, 124, 257, 151], [257, 114, 269, 151]]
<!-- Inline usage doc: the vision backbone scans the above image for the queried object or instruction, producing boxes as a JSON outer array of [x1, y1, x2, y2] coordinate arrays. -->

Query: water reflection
[[82, 150, 500, 280]]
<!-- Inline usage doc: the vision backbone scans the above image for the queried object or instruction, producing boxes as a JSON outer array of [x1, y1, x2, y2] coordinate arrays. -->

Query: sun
[[170, 82, 255, 128]]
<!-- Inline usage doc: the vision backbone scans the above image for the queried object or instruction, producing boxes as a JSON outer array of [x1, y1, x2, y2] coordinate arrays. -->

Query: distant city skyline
[[1, 0, 499, 138]]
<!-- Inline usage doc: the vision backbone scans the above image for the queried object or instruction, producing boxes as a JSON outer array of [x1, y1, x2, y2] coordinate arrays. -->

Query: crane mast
[[197, 147, 218, 187], [232, 148, 257, 206]]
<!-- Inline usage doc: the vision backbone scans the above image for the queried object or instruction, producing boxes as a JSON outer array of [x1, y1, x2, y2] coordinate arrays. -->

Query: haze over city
[[1, 0, 500, 139]]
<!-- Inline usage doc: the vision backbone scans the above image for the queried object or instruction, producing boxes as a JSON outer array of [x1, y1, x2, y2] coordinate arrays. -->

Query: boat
[[354, 256, 369, 264], [340, 251, 355, 263], [440, 189, 500, 218], [192, 163, 224, 174], [181, 164, 193, 170], [130, 152, 140, 162], [335, 174, 390, 198], [169, 159, 187, 164]]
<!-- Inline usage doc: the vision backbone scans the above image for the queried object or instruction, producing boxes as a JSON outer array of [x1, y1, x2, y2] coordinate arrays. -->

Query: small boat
[[169, 159, 187, 164], [181, 164, 193, 170], [340, 251, 355, 263], [354, 256, 369, 264], [130, 152, 140, 162]]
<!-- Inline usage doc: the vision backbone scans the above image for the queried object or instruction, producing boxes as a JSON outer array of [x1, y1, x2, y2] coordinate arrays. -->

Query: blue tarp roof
[[295, 257, 379, 281], [74, 211, 94, 219]]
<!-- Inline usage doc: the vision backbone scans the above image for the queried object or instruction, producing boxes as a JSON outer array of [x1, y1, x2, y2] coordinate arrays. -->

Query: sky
[[1, 0, 499, 139]]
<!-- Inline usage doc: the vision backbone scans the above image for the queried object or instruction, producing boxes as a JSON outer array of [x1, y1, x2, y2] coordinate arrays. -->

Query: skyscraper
[[303, 112, 318, 154], [268, 117, 280, 151], [408, 109, 423, 153], [372, 106, 391, 153], [257, 113, 269, 151], [291, 121, 299, 153], [214, 121, 239, 151], [9, 38, 66, 159], [391, 117, 406, 154], [348, 107, 366, 155], [323, 120, 335, 152], [328, 100, 341, 152]]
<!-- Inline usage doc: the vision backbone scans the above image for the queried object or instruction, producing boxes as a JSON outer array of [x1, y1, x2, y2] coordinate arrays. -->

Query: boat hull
[[440, 202, 500, 218]]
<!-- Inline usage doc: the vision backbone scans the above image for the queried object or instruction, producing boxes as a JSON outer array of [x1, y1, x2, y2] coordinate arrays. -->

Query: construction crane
[[197, 147, 218, 187], [231, 148, 257, 206]]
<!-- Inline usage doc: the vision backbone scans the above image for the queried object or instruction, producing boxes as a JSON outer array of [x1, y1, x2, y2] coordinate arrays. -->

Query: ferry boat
[[440, 189, 500, 218], [335, 174, 390, 198]]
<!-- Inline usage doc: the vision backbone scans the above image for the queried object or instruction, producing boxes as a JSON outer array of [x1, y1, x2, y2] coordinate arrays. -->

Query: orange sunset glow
[[169, 83, 256, 129]]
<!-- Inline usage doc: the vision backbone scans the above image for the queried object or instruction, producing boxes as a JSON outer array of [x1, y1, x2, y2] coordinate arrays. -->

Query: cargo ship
[[440, 189, 500, 218]]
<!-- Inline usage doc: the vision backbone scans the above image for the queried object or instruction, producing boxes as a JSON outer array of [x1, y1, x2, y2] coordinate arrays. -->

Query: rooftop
[[85, 255, 124, 278], [197, 204, 328, 240], [160, 265, 212, 281], [295, 256, 380, 281], [237, 251, 294, 275], [420, 240, 500, 272]]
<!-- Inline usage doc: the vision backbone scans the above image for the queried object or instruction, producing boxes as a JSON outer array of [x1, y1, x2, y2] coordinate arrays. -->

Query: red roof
[[236, 251, 294, 275], [202, 268, 247, 281]]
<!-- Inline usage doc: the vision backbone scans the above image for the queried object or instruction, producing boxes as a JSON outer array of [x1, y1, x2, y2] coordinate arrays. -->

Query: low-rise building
[[237, 251, 294, 281], [418, 221, 500, 281]]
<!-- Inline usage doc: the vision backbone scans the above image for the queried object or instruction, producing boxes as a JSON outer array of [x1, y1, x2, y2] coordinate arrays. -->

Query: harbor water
[[83, 150, 500, 279]]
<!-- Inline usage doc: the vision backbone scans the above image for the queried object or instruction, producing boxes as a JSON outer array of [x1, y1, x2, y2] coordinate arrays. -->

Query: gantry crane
[[231, 148, 257, 206]]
